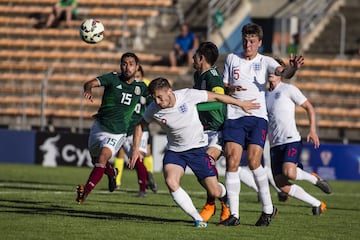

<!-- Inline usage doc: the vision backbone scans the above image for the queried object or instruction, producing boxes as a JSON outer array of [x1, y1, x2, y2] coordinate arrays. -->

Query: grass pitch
[[0, 163, 359, 240]]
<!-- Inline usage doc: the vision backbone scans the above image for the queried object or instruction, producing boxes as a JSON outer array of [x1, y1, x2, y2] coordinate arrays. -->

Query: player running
[[114, 65, 158, 197], [219, 23, 304, 227], [192, 41, 230, 222], [266, 57, 331, 215], [129, 77, 260, 227], [76, 52, 149, 204]]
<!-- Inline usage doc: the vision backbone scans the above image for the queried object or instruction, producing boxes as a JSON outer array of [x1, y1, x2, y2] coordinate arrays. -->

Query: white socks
[[238, 166, 258, 192], [171, 187, 202, 221], [295, 167, 317, 185], [218, 182, 226, 198], [225, 171, 240, 218], [288, 184, 321, 207], [253, 166, 273, 214]]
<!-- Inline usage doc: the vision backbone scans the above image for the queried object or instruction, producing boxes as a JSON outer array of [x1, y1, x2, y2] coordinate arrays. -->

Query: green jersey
[[59, 0, 77, 16], [126, 79, 151, 135], [193, 67, 226, 131], [93, 72, 148, 134]]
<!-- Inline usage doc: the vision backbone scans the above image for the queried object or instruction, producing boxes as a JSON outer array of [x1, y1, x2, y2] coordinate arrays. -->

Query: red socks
[[84, 164, 105, 197], [136, 161, 147, 192]]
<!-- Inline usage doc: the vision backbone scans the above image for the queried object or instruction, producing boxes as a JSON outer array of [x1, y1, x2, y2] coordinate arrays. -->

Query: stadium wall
[[1, 130, 360, 181]]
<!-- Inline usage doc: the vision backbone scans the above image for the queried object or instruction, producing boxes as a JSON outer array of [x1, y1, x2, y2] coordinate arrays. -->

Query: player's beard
[[123, 71, 135, 82]]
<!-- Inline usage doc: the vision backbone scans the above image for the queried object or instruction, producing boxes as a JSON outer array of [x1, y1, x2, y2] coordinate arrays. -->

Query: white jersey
[[266, 82, 307, 147], [143, 88, 208, 152], [223, 52, 280, 120]]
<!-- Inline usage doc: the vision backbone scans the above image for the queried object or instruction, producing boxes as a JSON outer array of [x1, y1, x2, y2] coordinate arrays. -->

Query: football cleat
[[278, 191, 290, 202], [76, 184, 85, 204], [312, 201, 327, 216], [194, 220, 208, 228], [200, 203, 215, 222], [220, 201, 231, 222], [137, 191, 147, 198], [146, 172, 158, 193], [255, 206, 278, 227], [108, 168, 118, 192], [216, 214, 240, 227], [312, 173, 332, 194]]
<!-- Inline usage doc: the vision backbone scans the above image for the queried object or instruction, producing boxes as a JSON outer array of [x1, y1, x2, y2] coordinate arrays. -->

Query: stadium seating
[[0, 0, 172, 7], [0, 0, 359, 142], [0, 0, 185, 131]]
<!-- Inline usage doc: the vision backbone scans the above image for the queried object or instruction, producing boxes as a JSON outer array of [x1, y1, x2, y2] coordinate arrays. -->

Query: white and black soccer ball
[[79, 19, 104, 44]]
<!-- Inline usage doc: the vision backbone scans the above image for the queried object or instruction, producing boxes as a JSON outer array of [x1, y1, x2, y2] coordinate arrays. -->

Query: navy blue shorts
[[222, 116, 268, 149], [163, 147, 216, 181], [270, 141, 303, 176]]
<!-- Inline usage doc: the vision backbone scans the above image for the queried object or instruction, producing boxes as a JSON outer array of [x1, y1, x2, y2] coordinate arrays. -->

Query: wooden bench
[[297, 69, 360, 80], [296, 106, 360, 119], [0, 50, 163, 64], [296, 119, 360, 128], [0, 26, 130, 39], [0, 38, 116, 50], [0, 60, 188, 76], [293, 82, 360, 93], [0, 0, 172, 7], [0, 107, 95, 119]]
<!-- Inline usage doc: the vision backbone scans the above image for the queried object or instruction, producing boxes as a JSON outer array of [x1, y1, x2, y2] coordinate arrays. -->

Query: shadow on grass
[[0, 198, 193, 226]]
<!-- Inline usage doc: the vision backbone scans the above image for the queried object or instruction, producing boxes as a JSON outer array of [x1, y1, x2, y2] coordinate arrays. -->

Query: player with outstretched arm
[[76, 52, 148, 204], [128, 77, 260, 227]]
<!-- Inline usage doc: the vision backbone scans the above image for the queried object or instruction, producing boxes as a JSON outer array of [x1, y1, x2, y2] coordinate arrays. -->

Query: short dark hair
[[242, 23, 263, 40], [137, 65, 145, 77], [196, 41, 219, 66], [148, 77, 171, 95], [120, 52, 140, 64]]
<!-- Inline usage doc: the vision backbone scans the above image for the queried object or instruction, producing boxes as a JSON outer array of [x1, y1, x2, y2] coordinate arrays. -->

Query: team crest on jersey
[[253, 63, 262, 71], [134, 86, 141, 95], [178, 103, 187, 113], [116, 84, 122, 89], [275, 92, 281, 99]]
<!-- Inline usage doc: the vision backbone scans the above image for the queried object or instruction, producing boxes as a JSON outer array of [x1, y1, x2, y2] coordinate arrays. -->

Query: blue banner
[[0, 129, 36, 164], [301, 143, 360, 181]]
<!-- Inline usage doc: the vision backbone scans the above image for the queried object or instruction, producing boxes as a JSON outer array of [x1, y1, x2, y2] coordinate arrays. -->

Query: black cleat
[[108, 168, 118, 192], [255, 206, 278, 227], [312, 201, 327, 216], [146, 172, 158, 193], [216, 214, 240, 227], [312, 173, 332, 194]]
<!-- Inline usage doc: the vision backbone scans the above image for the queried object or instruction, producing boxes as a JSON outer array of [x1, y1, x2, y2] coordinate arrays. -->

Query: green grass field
[[0, 163, 359, 240]]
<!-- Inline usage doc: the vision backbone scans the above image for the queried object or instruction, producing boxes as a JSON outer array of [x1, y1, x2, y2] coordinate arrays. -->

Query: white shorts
[[204, 130, 223, 151], [88, 121, 127, 158], [122, 131, 149, 157]]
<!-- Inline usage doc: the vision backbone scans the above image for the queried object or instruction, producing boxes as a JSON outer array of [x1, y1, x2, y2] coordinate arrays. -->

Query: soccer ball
[[79, 19, 104, 44]]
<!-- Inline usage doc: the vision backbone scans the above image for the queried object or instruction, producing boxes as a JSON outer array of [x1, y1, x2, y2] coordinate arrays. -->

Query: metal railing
[[206, 0, 243, 40]]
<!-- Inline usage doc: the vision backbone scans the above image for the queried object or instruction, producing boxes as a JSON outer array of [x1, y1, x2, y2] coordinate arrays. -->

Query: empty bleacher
[[1, 0, 359, 143], [0, 0, 183, 131], [288, 54, 360, 141]]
